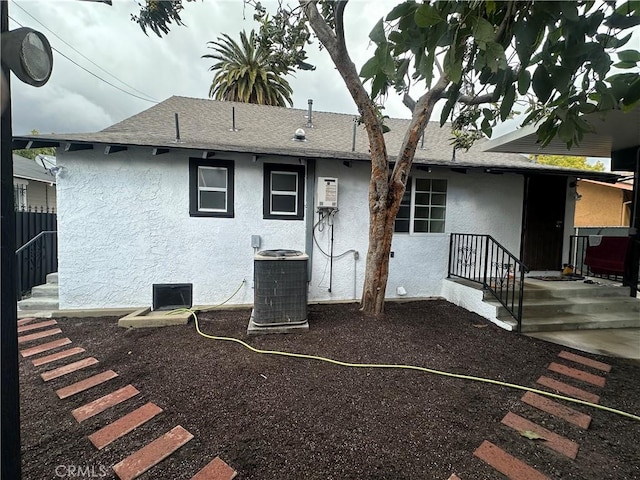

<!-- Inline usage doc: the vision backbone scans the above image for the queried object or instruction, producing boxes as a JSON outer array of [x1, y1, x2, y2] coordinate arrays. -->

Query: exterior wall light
[[1, 27, 53, 87]]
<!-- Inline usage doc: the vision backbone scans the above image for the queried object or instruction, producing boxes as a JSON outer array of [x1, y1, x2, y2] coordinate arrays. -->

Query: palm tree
[[203, 30, 293, 107]]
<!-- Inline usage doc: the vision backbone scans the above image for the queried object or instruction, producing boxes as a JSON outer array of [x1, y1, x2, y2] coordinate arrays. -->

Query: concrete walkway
[[528, 328, 640, 361]]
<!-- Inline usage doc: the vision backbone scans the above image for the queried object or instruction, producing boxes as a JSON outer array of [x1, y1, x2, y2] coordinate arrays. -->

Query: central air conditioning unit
[[249, 249, 309, 333]]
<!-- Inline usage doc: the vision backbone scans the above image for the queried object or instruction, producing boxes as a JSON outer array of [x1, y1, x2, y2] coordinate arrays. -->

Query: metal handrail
[[448, 233, 528, 332], [16, 230, 56, 254]]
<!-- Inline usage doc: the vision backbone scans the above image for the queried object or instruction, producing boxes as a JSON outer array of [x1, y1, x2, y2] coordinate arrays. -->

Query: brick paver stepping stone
[[72, 385, 140, 423], [17, 319, 57, 333], [17, 317, 36, 326], [56, 370, 118, 399], [474, 440, 549, 480], [548, 362, 606, 387], [41, 357, 99, 382], [192, 456, 238, 480], [21, 338, 72, 357], [557, 351, 611, 373], [501, 412, 579, 459], [536, 376, 600, 404], [89, 402, 163, 449], [32, 347, 86, 367], [521, 392, 591, 429], [18, 328, 62, 344], [112, 425, 194, 480]]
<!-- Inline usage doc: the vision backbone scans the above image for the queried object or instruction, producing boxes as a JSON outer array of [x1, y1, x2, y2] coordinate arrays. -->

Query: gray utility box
[[253, 249, 308, 326]]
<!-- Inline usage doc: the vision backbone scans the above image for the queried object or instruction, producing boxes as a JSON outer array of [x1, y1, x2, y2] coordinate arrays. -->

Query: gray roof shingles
[[13, 154, 56, 184], [13, 96, 618, 181]]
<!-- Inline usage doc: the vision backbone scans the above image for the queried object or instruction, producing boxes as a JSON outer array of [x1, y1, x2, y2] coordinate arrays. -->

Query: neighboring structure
[[13, 96, 619, 311], [575, 178, 633, 227], [13, 153, 57, 211]]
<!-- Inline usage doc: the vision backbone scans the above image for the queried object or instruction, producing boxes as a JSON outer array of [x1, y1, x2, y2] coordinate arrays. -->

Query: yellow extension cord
[[171, 282, 640, 423]]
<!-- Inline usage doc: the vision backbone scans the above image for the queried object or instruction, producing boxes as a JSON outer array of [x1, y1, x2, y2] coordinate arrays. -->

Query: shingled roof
[[13, 96, 619, 181]]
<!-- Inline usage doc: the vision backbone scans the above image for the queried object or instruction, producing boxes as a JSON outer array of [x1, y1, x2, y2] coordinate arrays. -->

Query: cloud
[[9, 0, 412, 136]]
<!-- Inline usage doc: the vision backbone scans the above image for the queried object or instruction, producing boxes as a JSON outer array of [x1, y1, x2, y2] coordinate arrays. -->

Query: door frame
[[520, 174, 569, 271]]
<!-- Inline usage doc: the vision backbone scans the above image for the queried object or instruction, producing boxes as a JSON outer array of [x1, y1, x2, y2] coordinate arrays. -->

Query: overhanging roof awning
[[481, 108, 640, 158]]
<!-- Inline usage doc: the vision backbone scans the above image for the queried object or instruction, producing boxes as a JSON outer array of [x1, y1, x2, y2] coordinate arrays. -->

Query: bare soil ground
[[20, 300, 640, 479]]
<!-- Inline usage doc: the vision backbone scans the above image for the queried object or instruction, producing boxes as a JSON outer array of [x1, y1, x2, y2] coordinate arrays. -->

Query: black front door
[[522, 175, 567, 271]]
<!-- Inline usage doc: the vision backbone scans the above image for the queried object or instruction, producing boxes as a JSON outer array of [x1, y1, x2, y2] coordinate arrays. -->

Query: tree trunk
[[301, 1, 449, 315], [360, 164, 405, 314]]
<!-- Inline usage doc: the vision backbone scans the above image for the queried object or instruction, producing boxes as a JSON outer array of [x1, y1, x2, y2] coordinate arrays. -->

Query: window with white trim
[[394, 177, 447, 233], [263, 163, 305, 220], [189, 158, 234, 217]]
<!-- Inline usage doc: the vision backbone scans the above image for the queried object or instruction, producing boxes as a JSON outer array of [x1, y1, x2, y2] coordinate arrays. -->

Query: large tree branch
[[335, 0, 347, 50], [300, 0, 387, 174], [403, 89, 493, 115], [392, 75, 450, 182]]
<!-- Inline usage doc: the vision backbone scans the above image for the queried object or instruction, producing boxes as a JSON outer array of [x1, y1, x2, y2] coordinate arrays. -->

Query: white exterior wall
[[56, 147, 525, 309]]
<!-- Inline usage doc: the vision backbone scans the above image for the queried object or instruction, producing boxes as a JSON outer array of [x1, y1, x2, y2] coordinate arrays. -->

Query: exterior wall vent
[[252, 250, 308, 326]]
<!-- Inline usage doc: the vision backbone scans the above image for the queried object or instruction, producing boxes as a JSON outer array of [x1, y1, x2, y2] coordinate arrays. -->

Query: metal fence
[[15, 207, 57, 298], [448, 233, 527, 331]]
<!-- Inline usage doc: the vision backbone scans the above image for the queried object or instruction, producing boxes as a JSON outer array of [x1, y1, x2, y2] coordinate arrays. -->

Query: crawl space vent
[[152, 283, 192, 311]]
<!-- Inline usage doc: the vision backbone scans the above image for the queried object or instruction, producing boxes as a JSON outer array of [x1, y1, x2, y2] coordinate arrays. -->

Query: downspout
[[305, 158, 316, 283]]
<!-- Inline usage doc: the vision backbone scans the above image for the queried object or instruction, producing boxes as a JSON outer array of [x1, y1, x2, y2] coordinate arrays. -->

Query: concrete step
[[520, 284, 630, 300], [30, 283, 59, 298], [493, 296, 640, 318], [519, 311, 640, 333], [46, 272, 58, 284], [18, 297, 59, 311]]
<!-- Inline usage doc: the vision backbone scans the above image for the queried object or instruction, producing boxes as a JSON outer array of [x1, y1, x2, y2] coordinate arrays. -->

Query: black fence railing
[[568, 235, 639, 297], [448, 233, 527, 332], [15, 209, 57, 298], [568, 235, 624, 282]]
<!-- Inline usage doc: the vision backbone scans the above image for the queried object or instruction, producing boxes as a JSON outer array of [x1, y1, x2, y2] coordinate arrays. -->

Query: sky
[[8, 0, 413, 136], [7, 1, 635, 170]]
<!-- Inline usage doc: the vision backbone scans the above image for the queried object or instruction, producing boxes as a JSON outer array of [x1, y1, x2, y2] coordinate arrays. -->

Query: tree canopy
[[203, 30, 294, 107], [531, 154, 606, 172], [133, 0, 640, 314], [13, 130, 56, 160]]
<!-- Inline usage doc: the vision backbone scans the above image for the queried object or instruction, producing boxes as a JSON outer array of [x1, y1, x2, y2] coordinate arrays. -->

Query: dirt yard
[[19, 300, 640, 479]]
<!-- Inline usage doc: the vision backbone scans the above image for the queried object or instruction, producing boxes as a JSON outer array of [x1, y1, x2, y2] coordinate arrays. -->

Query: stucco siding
[[575, 180, 628, 227], [56, 148, 526, 309]]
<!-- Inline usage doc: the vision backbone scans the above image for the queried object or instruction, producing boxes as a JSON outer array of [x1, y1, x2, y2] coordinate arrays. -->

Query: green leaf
[[596, 32, 633, 49], [415, 4, 442, 27], [360, 57, 379, 79], [485, 42, 506, 73], [518, 70, 531, 95], [613, 61, 639, 69], [520, 430, 547, 441], [557, 120, 575, 144], [444, 49, 462, 84], [622, 77, 640, 107], [561, 2, 579, 21], [369, 19, 387, 45], [532, 65, 553, 103], [386, 1, 414, 21], [618, 49, 640, 63], [500, 84, 516, 122], [474, 17, 495, 44], [605, 12, 640, 29]]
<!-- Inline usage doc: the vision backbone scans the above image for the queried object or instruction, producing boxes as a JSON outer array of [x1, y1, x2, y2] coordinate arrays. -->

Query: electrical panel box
[[317, 177, 338, 208]]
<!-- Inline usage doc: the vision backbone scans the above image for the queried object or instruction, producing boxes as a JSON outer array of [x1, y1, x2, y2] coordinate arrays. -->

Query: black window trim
[[189, 158, 235, 218], [263, 163, 305, 220]]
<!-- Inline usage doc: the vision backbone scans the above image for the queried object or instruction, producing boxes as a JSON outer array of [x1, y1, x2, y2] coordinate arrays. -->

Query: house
[[13, 153, 57, 211], [12, 96, 620, 319], [575, 178, 633, 228]]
